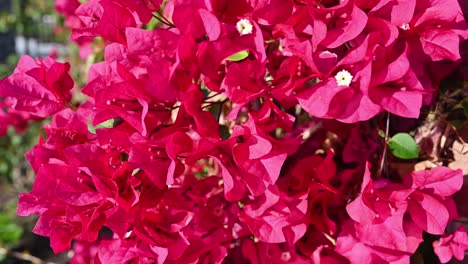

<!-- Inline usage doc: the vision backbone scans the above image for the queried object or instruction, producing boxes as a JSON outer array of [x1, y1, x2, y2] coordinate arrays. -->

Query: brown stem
[[151, 13, 175, 28], [0, 247, 57, 264], [378, 112, 390, 178]]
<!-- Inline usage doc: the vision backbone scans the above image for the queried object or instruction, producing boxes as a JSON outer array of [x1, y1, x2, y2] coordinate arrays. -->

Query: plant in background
[[0, 0, 467, 263]]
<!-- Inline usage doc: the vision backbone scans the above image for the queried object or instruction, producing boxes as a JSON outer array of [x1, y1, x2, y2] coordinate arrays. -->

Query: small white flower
[[236, 18, 253, 35], [400, 23, 410, 30], [334, 69, 353, 86]]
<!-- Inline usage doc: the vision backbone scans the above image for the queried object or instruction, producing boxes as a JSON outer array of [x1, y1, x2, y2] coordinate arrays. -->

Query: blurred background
[[0, 0, 72, 263]]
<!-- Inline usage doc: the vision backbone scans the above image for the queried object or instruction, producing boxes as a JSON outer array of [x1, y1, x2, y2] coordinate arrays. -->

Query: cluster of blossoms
[[1, 0, 468, 263]]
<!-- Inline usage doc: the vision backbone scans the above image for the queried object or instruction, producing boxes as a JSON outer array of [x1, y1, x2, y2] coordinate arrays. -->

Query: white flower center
[[334, 69, 353, 86], [281, 252, 291, 261], [236, 19, 253, 35], [400, 24, 410, 30]]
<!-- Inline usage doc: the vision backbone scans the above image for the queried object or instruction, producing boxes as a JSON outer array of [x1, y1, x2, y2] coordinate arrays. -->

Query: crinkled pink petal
[[418, 29, 461, 61], [408, 191, 449, 235], [408, 167, 463, 197], [369, 87, 422, 118], [434, 226, 468, 263]]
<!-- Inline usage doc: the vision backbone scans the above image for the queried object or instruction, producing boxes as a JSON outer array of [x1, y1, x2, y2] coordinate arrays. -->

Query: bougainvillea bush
[[1, 0, 468, 263]]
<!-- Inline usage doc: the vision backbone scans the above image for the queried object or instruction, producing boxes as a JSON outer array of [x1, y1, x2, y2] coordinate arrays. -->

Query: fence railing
[[15, 13, 68, 58]]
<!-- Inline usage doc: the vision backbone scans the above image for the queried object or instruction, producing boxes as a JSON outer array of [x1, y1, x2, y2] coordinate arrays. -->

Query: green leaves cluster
[[0, 122, 43, 179], [0, 213, 23, 245]]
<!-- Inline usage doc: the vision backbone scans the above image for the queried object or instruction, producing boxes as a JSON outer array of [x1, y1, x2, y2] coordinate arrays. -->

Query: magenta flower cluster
[[1, 0, 467, 263]]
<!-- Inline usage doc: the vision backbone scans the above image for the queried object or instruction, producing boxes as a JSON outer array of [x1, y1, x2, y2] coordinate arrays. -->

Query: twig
[[204, 92, 221, 101], [378, 112, 390, 178], [65, 101, 78, 111], [201, 99, 229, 110], [151, 13, 175, 28], [0, 247, 56, 264]]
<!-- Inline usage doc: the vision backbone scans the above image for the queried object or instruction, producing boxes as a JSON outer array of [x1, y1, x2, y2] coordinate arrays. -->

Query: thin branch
[[151, 13, 175, 28], [201, 99, 229, 110], [378, 112, 390, 178], [65, 101, 77, 111], [0, 247, 56, 264], [204, 92, 222, 101]]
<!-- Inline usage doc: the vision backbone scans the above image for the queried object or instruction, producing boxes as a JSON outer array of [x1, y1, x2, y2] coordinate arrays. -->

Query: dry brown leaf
[[449, 140, 468, 176]]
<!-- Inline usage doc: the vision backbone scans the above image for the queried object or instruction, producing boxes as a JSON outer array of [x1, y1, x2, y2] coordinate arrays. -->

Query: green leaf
[[219, 125, 231, 140], [462, 98, 468, 118], [201, 83, 211, 97], [388, 133, 419, 159], [225, 50, 249, 61], [88, 118, 97, 134], [378, 129, 386, 139], [145, 17, 159, 30], [87, 118, 118, 134], [0, 214, 23, 244], [131, 168, 140, 176]]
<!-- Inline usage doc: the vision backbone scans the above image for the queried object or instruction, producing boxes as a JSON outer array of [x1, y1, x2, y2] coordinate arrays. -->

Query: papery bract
[[0, 55, 74, 118], [433, 225, 468, 263], [11, 0, 468, 262]]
